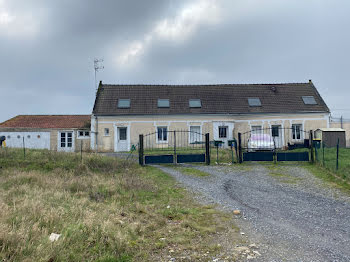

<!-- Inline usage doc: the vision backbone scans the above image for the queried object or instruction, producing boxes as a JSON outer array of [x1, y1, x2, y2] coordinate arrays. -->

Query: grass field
[[315, 146, 350, 181], [0, 148, 243, 262]]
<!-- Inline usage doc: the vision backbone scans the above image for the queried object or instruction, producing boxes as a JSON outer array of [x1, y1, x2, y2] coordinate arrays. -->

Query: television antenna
[[94, 58, 104, 90]]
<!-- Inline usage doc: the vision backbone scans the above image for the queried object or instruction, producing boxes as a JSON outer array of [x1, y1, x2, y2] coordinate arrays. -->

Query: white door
[[115, 127, 129, 152], [271, 125, 283, 148], [58, 131, 74, 152]]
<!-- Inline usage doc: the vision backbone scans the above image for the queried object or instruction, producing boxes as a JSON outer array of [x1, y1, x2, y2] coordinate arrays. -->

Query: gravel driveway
[[157, 163, 350, 262]]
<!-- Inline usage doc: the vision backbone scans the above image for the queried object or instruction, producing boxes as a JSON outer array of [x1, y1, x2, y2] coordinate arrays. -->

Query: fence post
[[309, 130, 314, 163], [336, 138, 339, 171], [205, 133, 210, 165], [238, 133, 242, 164], [80, 140, 83, 163], [23, 137, 25, 159], [173, 131, 177, 164], [273, 137, 277, 164], [322, 142, 325, 166], [139, 134, 144, 166]]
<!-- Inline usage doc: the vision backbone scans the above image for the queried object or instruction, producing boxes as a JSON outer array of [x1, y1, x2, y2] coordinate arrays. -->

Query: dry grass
[[0, 149, 243, 261]]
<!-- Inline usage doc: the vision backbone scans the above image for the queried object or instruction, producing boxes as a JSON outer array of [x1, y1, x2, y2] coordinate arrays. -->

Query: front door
[[115, 127, 129, 152], [59, 131, 74, 152], [271, 125, 283, 149]]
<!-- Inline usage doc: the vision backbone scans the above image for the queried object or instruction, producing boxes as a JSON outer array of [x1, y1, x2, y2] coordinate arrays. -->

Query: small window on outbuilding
[[118, 99, 131, 108], [158, 99, 170, 108], [248, 98, 261, 107], [302, 96, 317, 105], [78, 130, 90, 138], [189, 99, 201, 108]]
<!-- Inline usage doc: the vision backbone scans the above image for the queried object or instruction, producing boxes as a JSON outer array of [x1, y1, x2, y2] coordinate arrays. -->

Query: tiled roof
[[92, 81, 329, 115], [0, 115, 90, 129]]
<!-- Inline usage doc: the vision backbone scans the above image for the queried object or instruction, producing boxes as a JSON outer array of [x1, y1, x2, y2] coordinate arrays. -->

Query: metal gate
[[237, 127, 314, 163], [138, 130, 210, 165]]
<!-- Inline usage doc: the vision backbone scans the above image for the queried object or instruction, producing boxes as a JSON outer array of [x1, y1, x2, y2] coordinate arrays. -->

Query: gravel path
[[156, 163, 350, 262]]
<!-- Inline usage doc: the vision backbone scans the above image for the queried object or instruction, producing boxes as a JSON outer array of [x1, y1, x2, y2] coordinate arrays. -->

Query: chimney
[[99, 80, 102, 86], [309, 79, 312, 84]]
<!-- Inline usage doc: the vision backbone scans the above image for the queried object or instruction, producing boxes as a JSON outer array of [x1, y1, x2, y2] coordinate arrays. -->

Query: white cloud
[[116, 0, 222, 66], [0, 11, 14, 25], [0, 0, 39, 37]]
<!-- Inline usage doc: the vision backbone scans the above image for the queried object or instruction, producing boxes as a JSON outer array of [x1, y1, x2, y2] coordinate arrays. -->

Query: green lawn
[[0, 148, 243, 262], [314, 146, 350, 181]]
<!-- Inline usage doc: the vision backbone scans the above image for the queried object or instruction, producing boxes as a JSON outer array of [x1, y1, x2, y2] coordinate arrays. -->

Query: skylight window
[[158, 99, 170, 108], [118, 99, 130, 108], [248, 98, 261, 107], [302, 96, 317, 105], [189, 99, 201, 108]]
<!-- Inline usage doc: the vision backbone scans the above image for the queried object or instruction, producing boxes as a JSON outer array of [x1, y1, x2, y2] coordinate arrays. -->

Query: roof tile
[[92, 82, 329, 115], [0, 115, 90, 129]]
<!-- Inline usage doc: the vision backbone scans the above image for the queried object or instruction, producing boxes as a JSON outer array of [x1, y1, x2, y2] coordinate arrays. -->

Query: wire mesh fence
[[315, 140, 350, 180]]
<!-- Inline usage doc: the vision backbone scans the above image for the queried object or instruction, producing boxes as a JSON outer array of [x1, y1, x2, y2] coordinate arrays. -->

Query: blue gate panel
[[243, 152, 274, 161], [277, 152, 309, 161], [177, 154, 205, 163], [145, 155, 174, 164]]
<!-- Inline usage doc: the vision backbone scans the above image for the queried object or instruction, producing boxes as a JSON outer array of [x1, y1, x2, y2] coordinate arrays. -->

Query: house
[[91, 80, 330, 152], [0, 115, 91, 152]]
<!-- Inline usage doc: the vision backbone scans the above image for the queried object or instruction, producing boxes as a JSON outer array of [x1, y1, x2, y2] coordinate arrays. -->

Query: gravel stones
[[157, 164, 350, 261]]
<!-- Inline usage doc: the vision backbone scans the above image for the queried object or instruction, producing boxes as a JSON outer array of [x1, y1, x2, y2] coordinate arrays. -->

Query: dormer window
[[302, 96, 317, 105], [248, 98, 261, 107], [118, 99, 130, 108], [189, 99, 201, 108], [158, 99, 170, 108]]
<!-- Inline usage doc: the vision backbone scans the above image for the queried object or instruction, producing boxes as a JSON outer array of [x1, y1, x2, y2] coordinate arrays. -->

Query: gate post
[[139, 134, 144, 166], [173, 131, 177, 164], [205, 133, 210, 165], [309, 130, 314, 163], [238, 133, 242, 164]]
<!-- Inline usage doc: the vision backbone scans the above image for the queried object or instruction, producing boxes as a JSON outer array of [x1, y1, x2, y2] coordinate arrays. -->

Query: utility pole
[[341, 115, 343, 129], [94, 58, 104, 90]]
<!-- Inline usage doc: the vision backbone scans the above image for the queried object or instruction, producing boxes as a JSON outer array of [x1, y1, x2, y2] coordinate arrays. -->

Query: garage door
[[0, 132, 50, 149]]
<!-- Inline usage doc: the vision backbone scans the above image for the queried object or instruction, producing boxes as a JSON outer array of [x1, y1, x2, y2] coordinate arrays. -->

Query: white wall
[[0, 132, 50, 149]]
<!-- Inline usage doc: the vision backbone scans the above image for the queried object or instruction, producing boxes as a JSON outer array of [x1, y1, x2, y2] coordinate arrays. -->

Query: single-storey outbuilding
[[0, 115, 91, 152], [315, 128, 346, 147]]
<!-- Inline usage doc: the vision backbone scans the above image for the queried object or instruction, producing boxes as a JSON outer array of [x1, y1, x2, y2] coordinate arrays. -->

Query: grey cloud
[[1, 0, 350, 122]]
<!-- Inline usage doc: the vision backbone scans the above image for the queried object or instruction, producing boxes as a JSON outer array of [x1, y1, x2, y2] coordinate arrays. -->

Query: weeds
[[0, 149, 243, 261]]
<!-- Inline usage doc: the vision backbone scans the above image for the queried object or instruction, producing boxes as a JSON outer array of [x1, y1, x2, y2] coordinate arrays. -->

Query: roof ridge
[[14, 114, 90, 117], [101, 82, 311, 87]]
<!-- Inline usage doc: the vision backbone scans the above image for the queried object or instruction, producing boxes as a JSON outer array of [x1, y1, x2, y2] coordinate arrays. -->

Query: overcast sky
[[0, 0, 349, 123]]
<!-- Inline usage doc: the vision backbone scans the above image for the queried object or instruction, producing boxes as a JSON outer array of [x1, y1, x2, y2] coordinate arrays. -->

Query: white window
[[118, 127, 127, 141], [190, 126, 201, 143], [77, 130, 90, 138], [251, 126, 262, 135], [157, 126, 168, 142], [219, 126, 228, 138], [60, 132, 73, 148], [104, 128, 110, 136], [292, 124, 303, 140]]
